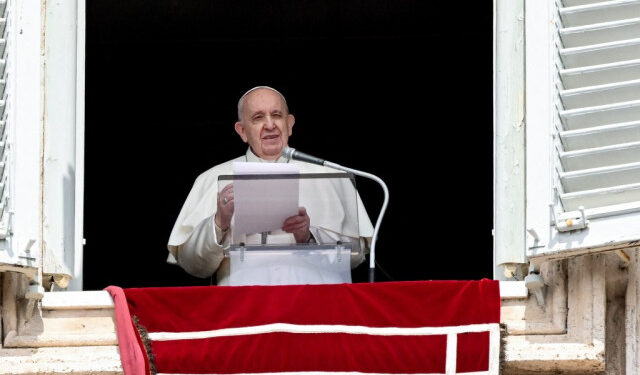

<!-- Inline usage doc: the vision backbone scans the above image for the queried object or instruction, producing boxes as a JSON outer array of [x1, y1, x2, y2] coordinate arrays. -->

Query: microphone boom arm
[[323, 161, 389, 283], [282, 146, 389, 282]]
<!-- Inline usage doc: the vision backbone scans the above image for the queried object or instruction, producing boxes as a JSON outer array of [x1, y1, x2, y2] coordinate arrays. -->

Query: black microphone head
[[281, 145, 295, 160]]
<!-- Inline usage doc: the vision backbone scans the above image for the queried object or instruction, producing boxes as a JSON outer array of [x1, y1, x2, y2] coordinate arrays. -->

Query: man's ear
[[234, 121, 248, 143], [287, 114, 295, 135]]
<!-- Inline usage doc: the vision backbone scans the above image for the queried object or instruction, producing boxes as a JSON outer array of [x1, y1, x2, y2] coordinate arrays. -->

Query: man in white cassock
[[167, 86, 373, 285]]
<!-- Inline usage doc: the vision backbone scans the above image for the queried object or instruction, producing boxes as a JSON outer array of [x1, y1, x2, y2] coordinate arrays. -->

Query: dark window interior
[[84, 1, 493, 289]]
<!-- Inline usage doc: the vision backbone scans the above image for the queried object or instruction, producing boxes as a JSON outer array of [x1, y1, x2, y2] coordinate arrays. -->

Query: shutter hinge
[[554, 206, 589, 232]]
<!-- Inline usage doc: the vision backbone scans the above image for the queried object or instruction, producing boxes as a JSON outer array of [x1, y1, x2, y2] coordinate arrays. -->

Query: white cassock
[[167, 148, 374, 285]]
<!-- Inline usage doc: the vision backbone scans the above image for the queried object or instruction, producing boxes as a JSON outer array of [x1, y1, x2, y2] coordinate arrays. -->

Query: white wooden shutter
[[41, 0, 85, 290], [0, 0, 41, 278], [526, 0, 640, 259]]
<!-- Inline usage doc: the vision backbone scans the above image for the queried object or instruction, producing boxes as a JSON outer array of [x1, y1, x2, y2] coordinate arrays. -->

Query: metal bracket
[[24, 283, 44, 322], [238, 242, 246, 262], [524, 264, 546, 306], [17, 239, 36, 267], [336, 241, 344, 263], [554, 206, 588, 232]]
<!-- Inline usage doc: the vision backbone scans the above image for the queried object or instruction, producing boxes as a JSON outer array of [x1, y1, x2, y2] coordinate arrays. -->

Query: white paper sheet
[[232, 162, 300, 236]]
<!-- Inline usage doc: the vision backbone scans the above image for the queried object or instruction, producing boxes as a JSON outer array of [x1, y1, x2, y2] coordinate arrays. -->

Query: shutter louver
[[555, 0, 640, 220]]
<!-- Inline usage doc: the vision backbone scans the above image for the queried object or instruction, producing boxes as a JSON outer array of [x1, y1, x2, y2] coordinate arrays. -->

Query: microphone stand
[[282, 146, 389, 283], [322, 161, 389, 283]]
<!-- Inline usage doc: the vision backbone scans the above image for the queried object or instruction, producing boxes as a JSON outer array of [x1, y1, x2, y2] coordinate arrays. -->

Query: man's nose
[[264, 116, 276, 129]]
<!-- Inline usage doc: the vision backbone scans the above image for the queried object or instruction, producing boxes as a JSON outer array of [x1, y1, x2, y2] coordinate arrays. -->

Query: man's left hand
[[283, 207, 311, 243]]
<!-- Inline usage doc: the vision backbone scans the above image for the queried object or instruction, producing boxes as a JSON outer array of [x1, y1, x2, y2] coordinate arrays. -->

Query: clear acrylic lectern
[[218, 172, 363, 286]]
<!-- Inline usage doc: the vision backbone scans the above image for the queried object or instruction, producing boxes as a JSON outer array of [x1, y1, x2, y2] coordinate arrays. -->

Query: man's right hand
[[215, 184, 234, 230]]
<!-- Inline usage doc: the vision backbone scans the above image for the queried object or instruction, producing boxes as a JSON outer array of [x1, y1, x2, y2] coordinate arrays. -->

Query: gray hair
[[237, 86, 289, 121]]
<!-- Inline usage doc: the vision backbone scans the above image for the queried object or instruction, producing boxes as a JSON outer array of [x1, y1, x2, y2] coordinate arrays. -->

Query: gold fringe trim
[[499, 322, 507, 374], [133, 315, 157, 375]]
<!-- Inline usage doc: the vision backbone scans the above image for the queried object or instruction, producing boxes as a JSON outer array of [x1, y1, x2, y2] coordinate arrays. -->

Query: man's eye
[[252, 114, 264, 120]]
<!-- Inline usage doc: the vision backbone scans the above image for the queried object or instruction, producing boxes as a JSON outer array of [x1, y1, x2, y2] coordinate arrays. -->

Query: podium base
[[227, 244, 354, 286]]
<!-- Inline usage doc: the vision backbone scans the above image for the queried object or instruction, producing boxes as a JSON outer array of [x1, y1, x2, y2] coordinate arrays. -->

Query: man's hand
[[283, 207, 311, 243], [215, 184, 234, 230]]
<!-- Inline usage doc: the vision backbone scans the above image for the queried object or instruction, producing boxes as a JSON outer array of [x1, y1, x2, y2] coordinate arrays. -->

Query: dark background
[[84, 1, 493, 289]]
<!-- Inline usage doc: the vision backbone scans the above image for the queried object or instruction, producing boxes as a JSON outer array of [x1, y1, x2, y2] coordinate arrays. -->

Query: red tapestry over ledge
[[106, 280, 501, 375]]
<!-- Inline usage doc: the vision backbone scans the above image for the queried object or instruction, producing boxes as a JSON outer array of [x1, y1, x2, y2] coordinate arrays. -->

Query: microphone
[[281, 145, 389, 283], [281, 146, 326, 166]]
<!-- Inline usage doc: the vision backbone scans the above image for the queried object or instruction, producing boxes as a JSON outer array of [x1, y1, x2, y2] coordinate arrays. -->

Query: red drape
[[108, 280, 500, 374]]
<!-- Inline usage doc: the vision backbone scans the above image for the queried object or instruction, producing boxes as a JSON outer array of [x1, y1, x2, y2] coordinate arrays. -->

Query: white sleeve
[[175, 215, 229, 278]]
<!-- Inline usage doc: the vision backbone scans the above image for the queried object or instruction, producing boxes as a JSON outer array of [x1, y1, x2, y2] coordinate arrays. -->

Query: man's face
[[235, 88, 295, 160]]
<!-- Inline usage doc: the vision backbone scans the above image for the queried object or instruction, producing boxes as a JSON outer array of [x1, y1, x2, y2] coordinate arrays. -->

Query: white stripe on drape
[[148, 323, 500, 341]]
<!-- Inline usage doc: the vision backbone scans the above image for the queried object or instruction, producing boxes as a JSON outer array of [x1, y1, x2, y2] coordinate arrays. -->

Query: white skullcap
[[237, 86, 288, 120]]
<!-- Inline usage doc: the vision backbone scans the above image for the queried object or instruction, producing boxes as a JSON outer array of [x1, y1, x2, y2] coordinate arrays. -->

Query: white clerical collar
[[245, 148, 290, 163]]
